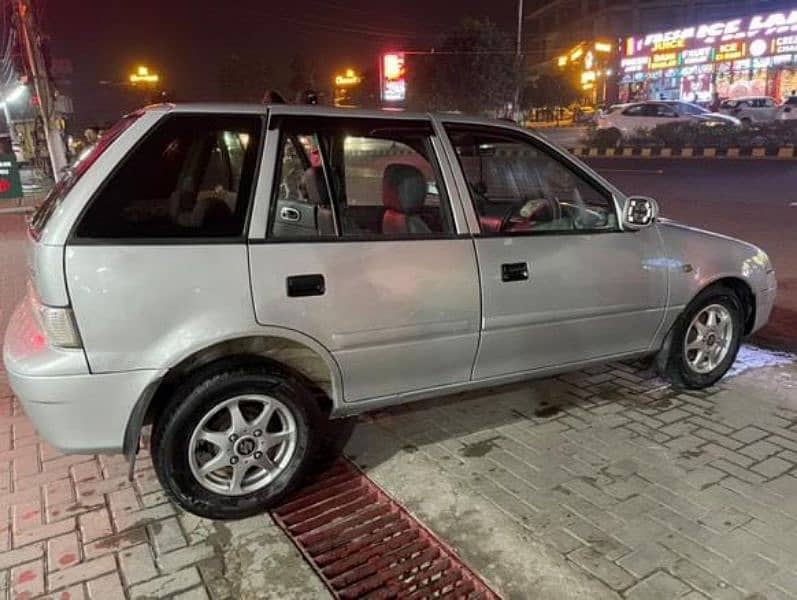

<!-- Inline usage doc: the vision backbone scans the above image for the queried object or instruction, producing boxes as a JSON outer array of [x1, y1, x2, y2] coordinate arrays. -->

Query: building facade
[[527, 1, 797, 104]]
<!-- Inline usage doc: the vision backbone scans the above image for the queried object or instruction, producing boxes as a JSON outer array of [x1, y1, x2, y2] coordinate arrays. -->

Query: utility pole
[[15, 0, 67, 178], [514, 0, 524, 122]]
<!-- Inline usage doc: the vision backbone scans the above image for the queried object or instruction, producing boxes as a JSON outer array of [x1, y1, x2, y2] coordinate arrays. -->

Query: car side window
[[269, 117, 454, 239], [445, 126, 618, 235], [623, 105, 646, 116], [75, 114, 262, 239], [653, 105, 677, 117]]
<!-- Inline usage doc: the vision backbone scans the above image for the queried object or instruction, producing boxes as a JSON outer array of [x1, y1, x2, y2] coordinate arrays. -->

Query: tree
[[408, 19, 519, 114], [288, 53, 318, 102], [523, 71, 580, 108], [218, 54, 273, 103]]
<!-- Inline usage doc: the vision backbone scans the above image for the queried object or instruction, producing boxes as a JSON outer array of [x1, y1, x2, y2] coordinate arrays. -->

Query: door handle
[[287, 274, 325, 297], [280, 206, 301, 222], [501, 262, 529, 282]]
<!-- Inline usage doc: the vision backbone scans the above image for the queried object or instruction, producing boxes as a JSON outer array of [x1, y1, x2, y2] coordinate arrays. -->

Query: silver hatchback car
[[3, 104, 776, 519]]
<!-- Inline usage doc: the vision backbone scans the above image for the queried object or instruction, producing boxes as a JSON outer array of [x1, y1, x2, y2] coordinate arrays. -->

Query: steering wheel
[[500, 196, 562, 232]]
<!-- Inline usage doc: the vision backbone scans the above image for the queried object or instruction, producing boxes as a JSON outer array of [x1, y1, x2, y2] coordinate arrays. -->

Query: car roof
[[142, 102, 516, 129]]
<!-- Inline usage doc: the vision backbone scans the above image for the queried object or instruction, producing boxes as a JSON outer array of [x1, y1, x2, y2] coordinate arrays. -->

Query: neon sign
[[681, 47, 713, 65], [631, 8, 797, 52], [381, 53, 406, 103], [715, 41, 747, 61], [649, 52, 679, 70]]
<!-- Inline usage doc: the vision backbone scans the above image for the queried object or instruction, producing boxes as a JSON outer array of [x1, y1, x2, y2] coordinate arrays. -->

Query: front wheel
[[664, 286, 743, 389], [151, 366, 321, 520]]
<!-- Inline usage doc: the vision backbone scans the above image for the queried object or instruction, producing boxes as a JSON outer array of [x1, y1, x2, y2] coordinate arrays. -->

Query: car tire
[[664, 285, 743, 390], [151, 364, 322, 520]]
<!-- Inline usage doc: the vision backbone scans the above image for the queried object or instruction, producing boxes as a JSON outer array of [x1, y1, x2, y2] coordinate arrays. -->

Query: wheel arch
[[123, 331, 344, 472], [654, 276, 755, 376]]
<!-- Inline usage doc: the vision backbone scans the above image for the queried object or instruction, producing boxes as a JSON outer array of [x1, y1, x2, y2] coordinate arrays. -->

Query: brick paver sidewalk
[[354, 353, 797, 599]]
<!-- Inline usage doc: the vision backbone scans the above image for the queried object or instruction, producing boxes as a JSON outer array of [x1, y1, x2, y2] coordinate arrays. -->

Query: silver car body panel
[[3, 103, 776, 455]]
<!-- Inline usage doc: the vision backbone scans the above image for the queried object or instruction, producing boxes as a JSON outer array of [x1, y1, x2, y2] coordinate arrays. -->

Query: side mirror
[[623, 196, 659, 229]]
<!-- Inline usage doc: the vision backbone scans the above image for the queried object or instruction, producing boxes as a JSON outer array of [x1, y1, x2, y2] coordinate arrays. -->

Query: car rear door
[[440, 122, 668, 380], [248, 112, 480, 403]]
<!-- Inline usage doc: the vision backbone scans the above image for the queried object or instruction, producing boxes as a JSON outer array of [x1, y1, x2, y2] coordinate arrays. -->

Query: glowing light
[[595, 41, 613, 53], [569, 47, 584, 62], [557, 55, 568, 67], [335, 68, 362, 86], [749, 38, 768, 57], [129, 66, 159, 84]]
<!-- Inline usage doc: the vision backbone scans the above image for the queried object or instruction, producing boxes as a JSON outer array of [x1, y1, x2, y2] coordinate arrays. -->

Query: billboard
[[381, 53, 406, 103]]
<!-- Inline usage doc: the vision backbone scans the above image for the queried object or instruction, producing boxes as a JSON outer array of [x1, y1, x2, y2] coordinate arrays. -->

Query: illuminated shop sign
[[381, 53, 406, 103], [715, 41, 747, 61], [626, 8, 797, 54], [654, 38, 686, 51], [681, 47, 713, 65], [649, 52, 679, 70], [620, 56, 649, 72], [774, 34, 797, 53]]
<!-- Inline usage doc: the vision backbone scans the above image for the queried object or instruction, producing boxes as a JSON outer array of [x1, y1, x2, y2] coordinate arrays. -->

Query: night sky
[[42, 0, 521, 129]]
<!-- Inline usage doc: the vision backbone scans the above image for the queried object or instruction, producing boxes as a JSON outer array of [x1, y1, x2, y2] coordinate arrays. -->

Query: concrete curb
[[569, 146, 797, 159]]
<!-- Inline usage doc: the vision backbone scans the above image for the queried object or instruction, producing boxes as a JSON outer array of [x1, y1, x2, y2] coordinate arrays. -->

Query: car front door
[[248, 113, 481, 402], [441, 123, 668, 380]]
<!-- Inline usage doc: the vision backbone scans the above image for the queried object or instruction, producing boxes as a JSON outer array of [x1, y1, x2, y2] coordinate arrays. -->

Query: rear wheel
[[664, 286, 743, 389], [151, 365, 321, 519]]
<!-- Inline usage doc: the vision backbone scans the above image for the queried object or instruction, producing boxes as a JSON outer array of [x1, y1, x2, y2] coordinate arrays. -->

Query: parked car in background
[[719, 97, 779, 124], [4, 104, 775, 519], [597, 101, 741, 137], [777, 96, 797, 120]]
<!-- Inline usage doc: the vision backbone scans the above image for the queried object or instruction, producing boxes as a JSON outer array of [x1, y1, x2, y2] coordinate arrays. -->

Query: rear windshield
[[29, 113, 141, 240]]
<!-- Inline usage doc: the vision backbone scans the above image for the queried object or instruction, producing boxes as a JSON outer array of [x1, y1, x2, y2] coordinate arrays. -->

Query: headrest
[[302, 167, 329, 206], [382, 164, 426, 214]]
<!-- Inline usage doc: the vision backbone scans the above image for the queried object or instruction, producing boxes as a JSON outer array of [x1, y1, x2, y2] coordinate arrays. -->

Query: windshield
[[29, 113, 141, 240], [675, 102, 708, 115]]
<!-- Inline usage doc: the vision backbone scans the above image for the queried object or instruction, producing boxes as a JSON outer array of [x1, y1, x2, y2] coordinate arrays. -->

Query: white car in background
[[597, 101, 741, 137], [777, 96, 797, 120], [719, 96, 779, 124]]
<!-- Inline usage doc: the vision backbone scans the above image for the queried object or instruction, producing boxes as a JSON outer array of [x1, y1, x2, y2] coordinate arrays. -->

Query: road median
[[570, 145, 797, 159]]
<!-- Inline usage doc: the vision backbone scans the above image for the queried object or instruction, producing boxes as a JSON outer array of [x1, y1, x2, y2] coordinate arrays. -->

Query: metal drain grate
[[272, 460, 500, 599]]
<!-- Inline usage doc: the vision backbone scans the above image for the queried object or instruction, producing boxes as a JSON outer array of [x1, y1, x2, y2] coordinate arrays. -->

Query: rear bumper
[[5, 366, 163, 454], [3, 296, 164, 454]]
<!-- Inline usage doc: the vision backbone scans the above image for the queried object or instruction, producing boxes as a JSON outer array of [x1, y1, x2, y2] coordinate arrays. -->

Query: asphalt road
[[585, 157, 797, 351]]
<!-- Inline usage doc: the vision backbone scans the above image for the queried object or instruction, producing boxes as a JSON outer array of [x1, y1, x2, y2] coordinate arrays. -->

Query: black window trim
[[442, 122, 623, 238], [68, 112, 267, 246], [263, 114, 459, 243]]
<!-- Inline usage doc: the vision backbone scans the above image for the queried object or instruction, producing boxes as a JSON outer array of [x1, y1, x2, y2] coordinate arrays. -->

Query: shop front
[[619, 8, 797, 104]]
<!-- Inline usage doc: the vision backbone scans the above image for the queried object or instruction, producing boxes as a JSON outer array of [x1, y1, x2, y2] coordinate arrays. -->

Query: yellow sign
[[557, 55, 568, 67], [653, 38, 686, 52], [581, 71, 596, 84], [649, 52, 679, 70], [595, 41, 613, 53], [715, 41, 746, 62], [129, 66, 159, 84], [569, 46, 584, 62], [335, 68, 362, 87]]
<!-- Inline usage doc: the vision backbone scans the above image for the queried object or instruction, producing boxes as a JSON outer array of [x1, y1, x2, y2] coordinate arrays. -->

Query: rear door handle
[[287, 274, 325, 297], [501, 262, 529, 282]]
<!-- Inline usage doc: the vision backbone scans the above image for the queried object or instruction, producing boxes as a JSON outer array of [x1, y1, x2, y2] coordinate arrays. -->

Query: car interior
[[448, 131, 617, 234], [270, 126, 451, 238]]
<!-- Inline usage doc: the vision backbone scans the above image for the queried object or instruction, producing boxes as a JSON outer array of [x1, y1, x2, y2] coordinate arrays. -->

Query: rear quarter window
[[73, 113, 262, 240], [30, 114, 140, 240]]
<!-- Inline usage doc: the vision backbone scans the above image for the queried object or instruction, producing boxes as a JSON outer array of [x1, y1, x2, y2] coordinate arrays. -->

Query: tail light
[[29, 285, 82, 349]]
